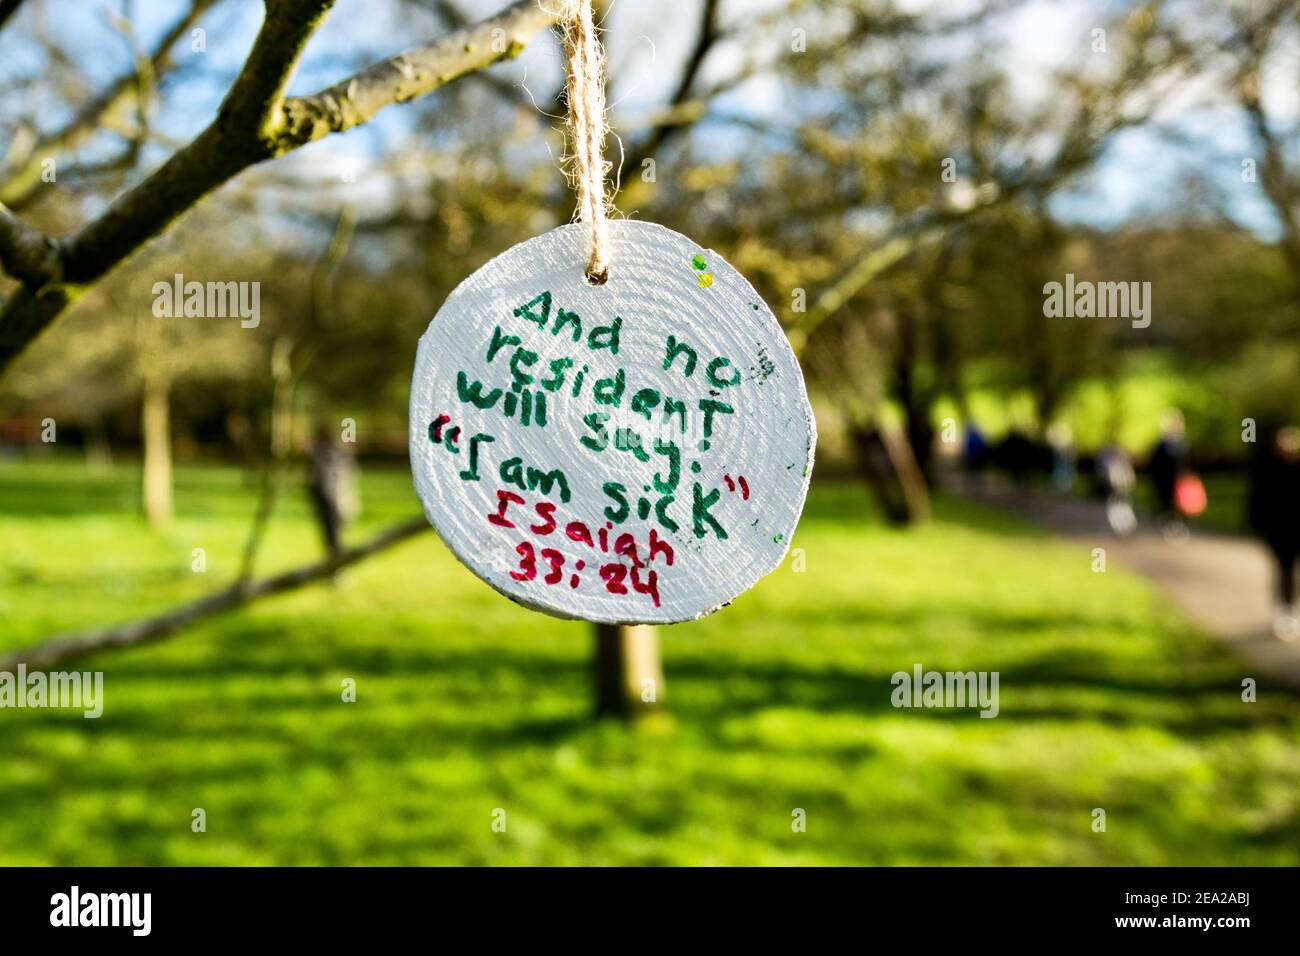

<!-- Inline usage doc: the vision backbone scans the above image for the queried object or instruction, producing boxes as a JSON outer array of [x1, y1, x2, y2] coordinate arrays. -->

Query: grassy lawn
[[1, 458, 1297, 865]]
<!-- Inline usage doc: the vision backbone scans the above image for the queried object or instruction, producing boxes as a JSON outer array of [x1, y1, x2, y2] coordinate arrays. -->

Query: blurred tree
[[3, 222, 267, 525], [1220, 0, 1300, 291], [0, 0, 563, 670], [1155, 0, 1300, 427], [0, 0, 558, 368], [649, 1, 1196, 521], [0, 0, 734, 720]]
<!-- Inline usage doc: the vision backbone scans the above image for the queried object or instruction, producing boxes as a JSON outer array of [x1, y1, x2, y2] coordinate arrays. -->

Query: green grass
[[1, 458, 1297, 865]]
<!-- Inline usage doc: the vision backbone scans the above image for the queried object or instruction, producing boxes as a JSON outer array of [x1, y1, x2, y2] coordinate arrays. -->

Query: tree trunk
[[880, 420, 930, 524], [903, 399, 935, 482], [594, 623, 664, 719], [893, 351, 935, 482], [851, 421, 930, 526], [141, 374, 173, 529]]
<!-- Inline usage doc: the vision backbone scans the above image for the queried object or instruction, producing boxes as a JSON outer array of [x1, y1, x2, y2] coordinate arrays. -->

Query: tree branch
[[0, 0, 219, 209], [619, 0, 721, 181], [0, 516, 431, 673], [52, 0, 337, 288], [789, 2, 1202, 355], [0, 201, 60, 288], [0, 0, 25, 32], [0, 0, 558, 375], [411, 0, 541, 109], [275, 0, 553, 148], [221, 0, 335, 137], [1230, 7, 1300, 284]]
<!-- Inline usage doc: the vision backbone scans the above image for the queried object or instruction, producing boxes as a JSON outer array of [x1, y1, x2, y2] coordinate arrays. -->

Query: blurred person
[[1047, 422, 1077, 492], [995, 429, 1047, 486], [1096, 441, 1137, 536], [962, 422, 989, 489], [1149, 408, 1190, 542], [1249, 425, 1300, 642], [308, 423, 359, 561]]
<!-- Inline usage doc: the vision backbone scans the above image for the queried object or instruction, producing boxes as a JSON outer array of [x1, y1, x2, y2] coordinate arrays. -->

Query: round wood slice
[[410, 220, 815, 624]]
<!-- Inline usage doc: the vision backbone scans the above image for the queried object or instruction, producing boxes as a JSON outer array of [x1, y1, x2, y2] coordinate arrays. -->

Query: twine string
[[560, 0, 611, 284]]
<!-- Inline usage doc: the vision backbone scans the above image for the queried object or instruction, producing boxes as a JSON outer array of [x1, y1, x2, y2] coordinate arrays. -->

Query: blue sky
[[0, 0, 1287, 240]]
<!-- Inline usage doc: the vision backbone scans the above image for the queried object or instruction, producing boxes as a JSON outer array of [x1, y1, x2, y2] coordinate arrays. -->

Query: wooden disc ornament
[[410, 220, 815, 623], [408, 0, 814, 624]]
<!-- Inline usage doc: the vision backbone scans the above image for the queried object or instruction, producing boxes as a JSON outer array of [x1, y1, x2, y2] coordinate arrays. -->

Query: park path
[[960, 481, 1300, 691]]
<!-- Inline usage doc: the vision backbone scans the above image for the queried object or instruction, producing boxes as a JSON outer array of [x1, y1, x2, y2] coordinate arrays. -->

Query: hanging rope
[[559, 0, 612, 284]]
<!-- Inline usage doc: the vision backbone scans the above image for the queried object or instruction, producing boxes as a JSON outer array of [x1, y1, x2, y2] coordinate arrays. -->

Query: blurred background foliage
[[3, 0, 1298, 481], [2, 0, 1300, 864]]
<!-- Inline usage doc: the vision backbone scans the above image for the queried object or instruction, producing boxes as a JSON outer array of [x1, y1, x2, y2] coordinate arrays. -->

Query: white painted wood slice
[[409, 220, 816, 624]]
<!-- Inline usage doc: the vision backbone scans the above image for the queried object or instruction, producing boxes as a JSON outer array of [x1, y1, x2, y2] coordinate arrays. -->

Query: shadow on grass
[[0, 615, 1293, 869], [0, 617, 1281, 765]]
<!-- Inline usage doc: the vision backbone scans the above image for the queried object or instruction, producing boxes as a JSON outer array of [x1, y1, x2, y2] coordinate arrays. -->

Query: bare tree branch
[[0, 200, 59, 288], [275, 0, 551, 148], [788, 1, 1204, 354], [51, 1, 332, 290], [0, 0, 26, 32], [1229, 4, 1300, 283], [618, 0, 721, 182], [0, 0, 219, 209], [413, 0, 538, 107], [0, 516, 431, 673], [0, 0, 558, 375], [787, 232, 921, 355]]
